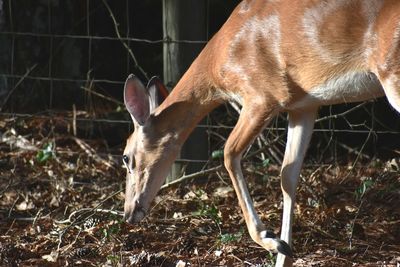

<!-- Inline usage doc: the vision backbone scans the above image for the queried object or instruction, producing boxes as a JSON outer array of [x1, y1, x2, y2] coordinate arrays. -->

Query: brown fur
[[124, 1, 400, 266]]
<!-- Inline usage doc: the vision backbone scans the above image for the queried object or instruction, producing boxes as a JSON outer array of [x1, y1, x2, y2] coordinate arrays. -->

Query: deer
[[121, 0, 400, 266]]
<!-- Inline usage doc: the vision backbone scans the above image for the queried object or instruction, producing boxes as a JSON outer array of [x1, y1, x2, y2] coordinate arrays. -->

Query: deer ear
[[147, 76, 169, 112], [124, 74, 150, 126]]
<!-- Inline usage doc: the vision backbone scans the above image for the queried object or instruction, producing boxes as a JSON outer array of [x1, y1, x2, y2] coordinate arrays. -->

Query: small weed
[[106, 254, 120, 266], [193, 189, 207, 199], [36, 142, 55, 163], [264, 251, 276, 266], [262, 158, 271, 168], [191, 189, 222, 225], [219, 230, 243, 244], [251, 252, 276, 267], [193, 202, 221, 225], [102, 219, 123, 240], [355, 177, 374, 200], [254, 158, 271, 183]]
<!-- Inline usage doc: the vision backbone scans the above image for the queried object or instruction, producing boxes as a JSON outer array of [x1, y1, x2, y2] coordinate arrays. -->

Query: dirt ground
[[1, 115, 400, 267]]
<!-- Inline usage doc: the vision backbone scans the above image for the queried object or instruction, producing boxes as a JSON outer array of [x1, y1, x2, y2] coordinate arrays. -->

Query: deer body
[[122, 1, 400, 266]]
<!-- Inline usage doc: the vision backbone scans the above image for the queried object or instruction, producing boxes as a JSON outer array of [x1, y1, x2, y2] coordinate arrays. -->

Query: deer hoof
[[259, 230, 293, 258]]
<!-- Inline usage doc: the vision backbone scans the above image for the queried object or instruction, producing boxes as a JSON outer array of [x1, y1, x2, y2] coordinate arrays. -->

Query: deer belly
[[289, 72, 384, 109]]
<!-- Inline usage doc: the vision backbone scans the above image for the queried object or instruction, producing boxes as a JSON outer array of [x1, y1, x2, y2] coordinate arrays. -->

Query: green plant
[[264, 251, 276, 266], [102, 219, 123, 240], [262, 158, 271, 168], [355, 177, 374, 200], [36, 142, 55, 163], [191, 189, 222, 225], [193, 202, 221, 225], [218, 230, 243, 244], [106, 254, 120, 266], [211, 149, 224, 159]]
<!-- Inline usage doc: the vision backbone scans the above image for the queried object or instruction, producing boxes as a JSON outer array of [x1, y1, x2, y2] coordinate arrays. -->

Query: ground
[[0, 115, 399, 267]]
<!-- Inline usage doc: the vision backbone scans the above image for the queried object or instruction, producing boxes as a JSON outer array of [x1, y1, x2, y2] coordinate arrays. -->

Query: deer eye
[[122, 155, 129, 165], [122, 154, 135, 174]]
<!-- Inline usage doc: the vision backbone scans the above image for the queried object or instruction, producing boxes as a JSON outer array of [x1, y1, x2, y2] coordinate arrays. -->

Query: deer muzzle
[[124, 199, 147, 223]]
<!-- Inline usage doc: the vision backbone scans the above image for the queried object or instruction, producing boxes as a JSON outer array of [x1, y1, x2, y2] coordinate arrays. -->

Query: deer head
[[122, 74, 174, 223]]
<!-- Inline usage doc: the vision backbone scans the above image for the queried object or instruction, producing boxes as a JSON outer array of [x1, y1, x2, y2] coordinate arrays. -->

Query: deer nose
[[124, 204, 146, 224]]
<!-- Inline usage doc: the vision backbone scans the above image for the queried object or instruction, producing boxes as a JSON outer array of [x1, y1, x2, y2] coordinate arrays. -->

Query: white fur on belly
[[288, 71, 384, 110]]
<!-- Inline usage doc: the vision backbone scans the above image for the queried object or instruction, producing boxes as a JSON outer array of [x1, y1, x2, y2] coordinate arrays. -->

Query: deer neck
[[152, 60, 222, 146]]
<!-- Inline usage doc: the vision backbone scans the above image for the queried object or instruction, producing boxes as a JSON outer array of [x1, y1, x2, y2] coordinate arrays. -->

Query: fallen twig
[[55, 208, 123, 225], [335, 141, 371, 160], [72, 137, 114, 169], [160, 165, 223, 189]]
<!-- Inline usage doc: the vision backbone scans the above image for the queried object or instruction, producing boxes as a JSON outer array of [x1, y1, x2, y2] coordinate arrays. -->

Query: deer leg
[[276, 109, 317, 267], [223, 103, 292, 257]]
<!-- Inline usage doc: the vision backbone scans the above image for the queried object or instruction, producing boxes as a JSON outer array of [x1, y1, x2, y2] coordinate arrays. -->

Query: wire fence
[[1, 0, 400, 175]]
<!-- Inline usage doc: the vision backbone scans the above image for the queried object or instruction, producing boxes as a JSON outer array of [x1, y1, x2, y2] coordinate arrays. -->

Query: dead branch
[[55, 208, 123, 225], [160, 165, 223, 189], [0, 64, 37, 111], [315, 102, 370, 123], [101, 0, 148, 79], [72, 137, 114, 169]]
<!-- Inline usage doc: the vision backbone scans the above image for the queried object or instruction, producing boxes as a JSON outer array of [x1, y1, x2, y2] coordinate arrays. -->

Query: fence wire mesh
[[1, 0, 399, 175]]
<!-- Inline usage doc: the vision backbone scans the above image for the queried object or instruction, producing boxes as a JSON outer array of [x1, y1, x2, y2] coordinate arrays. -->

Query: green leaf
[[211, 150, 224, 159], [36, 143, 54, 163], [355, 178, 374, 200], [262, 158, 271, 167], [219, 230, 243, 244]]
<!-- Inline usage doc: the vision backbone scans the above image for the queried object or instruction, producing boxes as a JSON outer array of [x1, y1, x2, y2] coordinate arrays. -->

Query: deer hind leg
[[276, 109, 317, 267], [223, 102, 292, 257]]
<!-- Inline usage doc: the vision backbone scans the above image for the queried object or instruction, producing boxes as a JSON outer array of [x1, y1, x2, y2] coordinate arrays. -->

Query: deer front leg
[[223, 104, 292, 257], [276, 109, 317, 267]]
